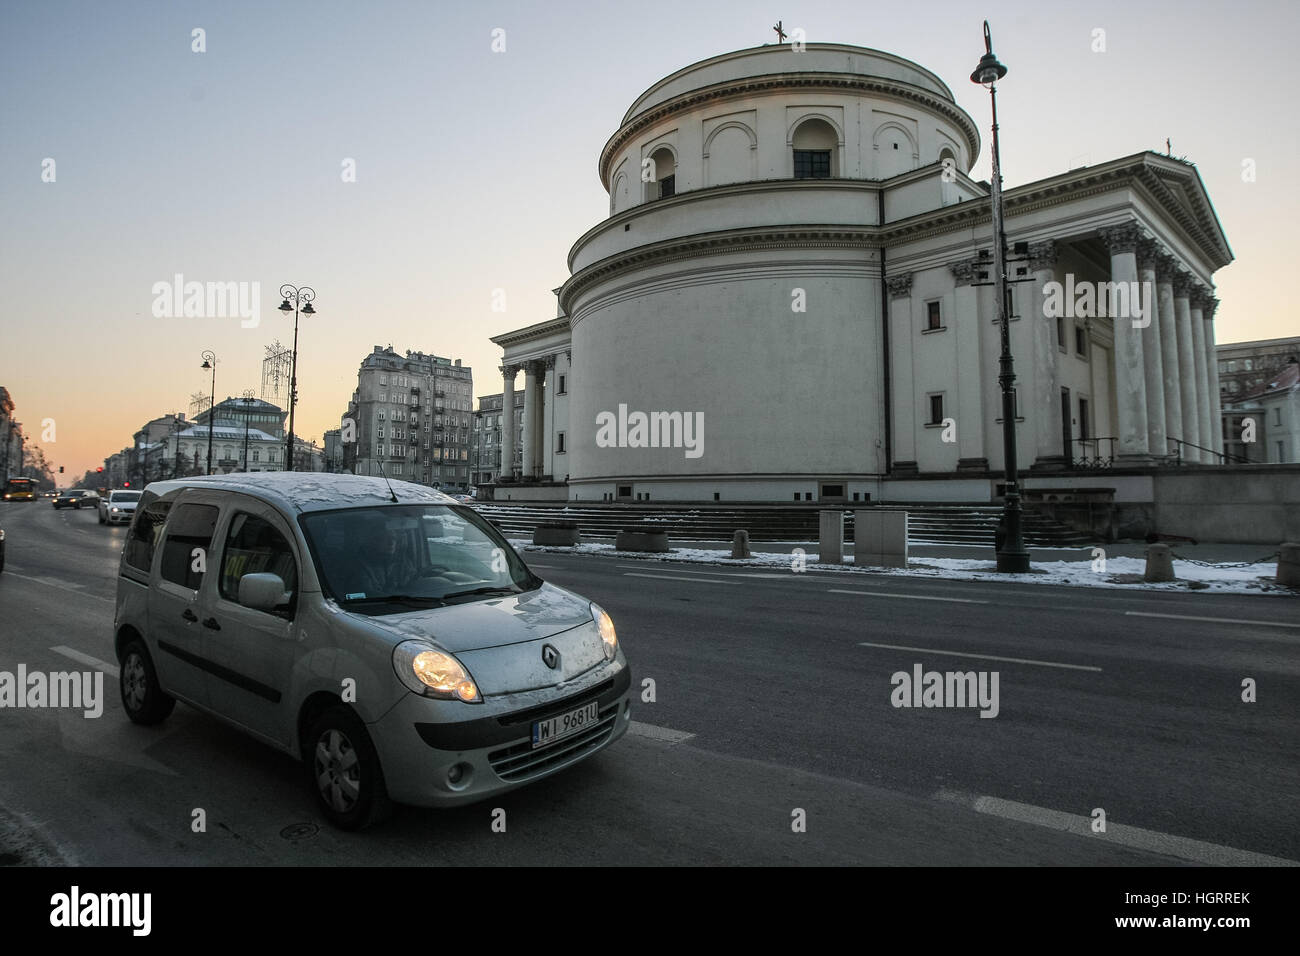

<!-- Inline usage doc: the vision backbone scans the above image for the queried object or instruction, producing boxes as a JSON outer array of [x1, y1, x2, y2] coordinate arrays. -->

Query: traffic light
[[123, 481, 130, 487], [97, 467, 103, 473]]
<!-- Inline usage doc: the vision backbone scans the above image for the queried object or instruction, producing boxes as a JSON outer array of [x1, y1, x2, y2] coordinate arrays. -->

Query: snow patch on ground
[[509, 540, 1293, 596]]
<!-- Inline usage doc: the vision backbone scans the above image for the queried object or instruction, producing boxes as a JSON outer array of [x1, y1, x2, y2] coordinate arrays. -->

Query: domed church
[[489, 42, 1232, 504]]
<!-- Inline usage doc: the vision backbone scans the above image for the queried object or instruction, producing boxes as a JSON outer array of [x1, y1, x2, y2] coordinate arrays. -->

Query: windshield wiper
[[343, 594, 446, 608], [440, 585, 520, 602]]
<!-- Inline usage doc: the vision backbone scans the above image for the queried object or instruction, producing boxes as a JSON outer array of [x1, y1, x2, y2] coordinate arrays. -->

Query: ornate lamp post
[[278, 285, 316, 472], [200, 351, 217, 475], [971, 21, 1030, 573]]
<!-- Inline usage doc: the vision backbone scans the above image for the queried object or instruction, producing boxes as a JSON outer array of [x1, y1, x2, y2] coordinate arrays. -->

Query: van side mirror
[[238, 573, 290, 612]]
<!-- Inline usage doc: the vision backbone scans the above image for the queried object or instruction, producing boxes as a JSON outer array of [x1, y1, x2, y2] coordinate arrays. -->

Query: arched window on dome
[[646, 147, 676, 200], [938, 147, 958, 170], [791, 118, 838, 179]]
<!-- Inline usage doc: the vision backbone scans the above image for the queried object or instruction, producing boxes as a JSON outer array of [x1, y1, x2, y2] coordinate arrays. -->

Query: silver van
[[114, 473, 632, 829]]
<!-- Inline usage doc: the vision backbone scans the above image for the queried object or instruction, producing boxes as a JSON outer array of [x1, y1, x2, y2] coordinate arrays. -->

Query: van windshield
[[299, 504, 541, 614]]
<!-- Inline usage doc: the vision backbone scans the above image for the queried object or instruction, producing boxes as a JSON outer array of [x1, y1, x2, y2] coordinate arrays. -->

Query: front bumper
[[368, 660, 632, 807]]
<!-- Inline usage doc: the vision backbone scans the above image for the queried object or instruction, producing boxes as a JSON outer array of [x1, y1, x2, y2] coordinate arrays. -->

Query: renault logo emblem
[[541, 644, 560, 669]]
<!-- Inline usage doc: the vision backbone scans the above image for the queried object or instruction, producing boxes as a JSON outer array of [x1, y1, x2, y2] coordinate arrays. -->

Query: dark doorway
[[1060, 387, 1072, 463]]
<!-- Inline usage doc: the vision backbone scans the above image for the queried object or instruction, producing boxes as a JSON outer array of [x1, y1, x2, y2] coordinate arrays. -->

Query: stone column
[[1189, 290, 1212, 462], [1172, 272, 1200, 462], [500, 365, 518, 479], [1026, 241, 1064, 467], [1200, 294, 1224, 456], [1100, 223, 1151, 461], [1136, 238, 1168, 458], [950, 258, 987, 471], [541, 354, 556, 477], [1154, 254, 1182, 455], [887, 273, 917, 474], [521, 361, 540, 479]]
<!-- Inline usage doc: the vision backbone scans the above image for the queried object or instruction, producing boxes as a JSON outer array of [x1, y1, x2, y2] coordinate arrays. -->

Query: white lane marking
[[1125, 611, 1300, 630], [623, 572, 741, 585], [858, 641, 1102, 672], [7, 572, 114, 604], [627, 721, 695, 744], [616, 564, 731, 574], [829, 588, 987, 604], [50, 645, 120, 678], [526, 563, 557, 568], [936, 790, 1299, 867]]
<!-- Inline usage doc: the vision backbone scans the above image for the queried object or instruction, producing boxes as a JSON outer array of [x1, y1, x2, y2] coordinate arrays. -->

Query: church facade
[[490, 43, 1232, 504]]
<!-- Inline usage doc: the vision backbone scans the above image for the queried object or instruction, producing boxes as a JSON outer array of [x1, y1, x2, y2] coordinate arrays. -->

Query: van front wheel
[[307, 706, 393, 830]]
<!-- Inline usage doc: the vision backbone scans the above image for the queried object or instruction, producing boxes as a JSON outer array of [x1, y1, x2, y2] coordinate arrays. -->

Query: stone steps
[[473, 502, 1097, 547]]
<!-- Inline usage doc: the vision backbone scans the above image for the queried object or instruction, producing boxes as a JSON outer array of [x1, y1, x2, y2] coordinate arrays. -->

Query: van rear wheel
[[120, 640, 175, 724]]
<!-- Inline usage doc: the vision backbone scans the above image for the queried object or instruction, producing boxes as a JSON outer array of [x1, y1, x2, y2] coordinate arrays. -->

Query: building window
[[558, 374, 567, 395], [793, 149, 831, 179], [1057, 316, 1066, 353], [925, 300, 943, 331], [1078, 398, 1090, 440], [393, 463, 403, 475], [556, 431, 566, 454], [1075, 326, 1088, 357], [928, 394, 944, 425], [252, 449, 260, 461]]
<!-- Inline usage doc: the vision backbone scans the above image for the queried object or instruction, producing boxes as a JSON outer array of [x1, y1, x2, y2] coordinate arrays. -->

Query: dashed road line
[[829, 588, 987, 604], [627, 721, 695, 744], [6, 572, 113, 604], [623, 572, 741, 585], [1125, 611, 1300, 629], [858, 641, 1102, 672], [936, 789, 1299, 867], [50, 646, 119, 678]]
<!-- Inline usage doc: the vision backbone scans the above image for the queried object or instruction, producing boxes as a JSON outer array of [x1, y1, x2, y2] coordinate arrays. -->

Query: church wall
[[567, 248, 885, 486]]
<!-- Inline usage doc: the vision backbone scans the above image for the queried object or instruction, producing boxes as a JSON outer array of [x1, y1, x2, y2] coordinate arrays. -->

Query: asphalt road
[[0, 499, 1296, 865]]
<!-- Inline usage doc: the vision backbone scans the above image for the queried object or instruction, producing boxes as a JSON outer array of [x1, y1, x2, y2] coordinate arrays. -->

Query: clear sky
[[2, 0, 1295, 477]]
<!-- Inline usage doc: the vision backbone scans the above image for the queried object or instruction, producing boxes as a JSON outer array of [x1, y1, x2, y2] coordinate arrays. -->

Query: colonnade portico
[[1099, 222, 1222, 464], [499, 352, 565, 481]]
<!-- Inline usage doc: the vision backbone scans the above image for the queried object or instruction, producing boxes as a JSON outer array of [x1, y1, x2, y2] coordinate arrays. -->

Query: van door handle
[[202, 617, 221, 631], [182, 609, 198, 622]]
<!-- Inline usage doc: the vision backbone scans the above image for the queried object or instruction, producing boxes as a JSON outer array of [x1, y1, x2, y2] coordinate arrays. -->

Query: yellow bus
[[3, 477, 38, 501]]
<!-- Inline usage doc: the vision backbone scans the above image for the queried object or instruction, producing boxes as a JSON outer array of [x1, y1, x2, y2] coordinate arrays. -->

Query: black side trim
[[415, 665, 631, 752], [157, 640, 282, 704]]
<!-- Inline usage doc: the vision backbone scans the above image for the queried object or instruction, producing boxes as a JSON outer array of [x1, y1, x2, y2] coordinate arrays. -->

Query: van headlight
[[591, 603, 618, 661], [392, 640, 481, 703]]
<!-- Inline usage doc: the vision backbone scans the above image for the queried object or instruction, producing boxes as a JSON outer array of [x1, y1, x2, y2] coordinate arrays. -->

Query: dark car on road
[[53, 489, 98, 510]]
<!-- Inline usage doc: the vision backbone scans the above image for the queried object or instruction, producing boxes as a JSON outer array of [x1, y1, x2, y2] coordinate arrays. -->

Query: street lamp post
[[242, 397, 253, 471], [200, 351, 217, 474], [278, 285, 316, 472], [971, 21, 1030, 573]]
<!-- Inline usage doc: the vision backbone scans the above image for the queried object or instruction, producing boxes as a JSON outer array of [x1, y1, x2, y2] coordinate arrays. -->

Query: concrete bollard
[[854, 509, 909, 568], [1278, 542, 1300, 588], [1144, 543, 1176, 582], [730, 529, 751, 559], [819, 511, 844, 565]]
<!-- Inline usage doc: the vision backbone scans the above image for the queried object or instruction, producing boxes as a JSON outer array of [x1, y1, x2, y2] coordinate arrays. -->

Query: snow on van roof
[[141, 472, 456, 512]]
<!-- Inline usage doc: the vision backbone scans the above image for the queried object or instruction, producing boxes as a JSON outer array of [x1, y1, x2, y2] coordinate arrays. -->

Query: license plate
[[532, 700, 600, 749]]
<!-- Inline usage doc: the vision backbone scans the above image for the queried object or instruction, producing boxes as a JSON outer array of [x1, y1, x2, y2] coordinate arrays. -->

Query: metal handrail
[[1167, 437, 1250, 465], [1071, 436, 1115, 469]]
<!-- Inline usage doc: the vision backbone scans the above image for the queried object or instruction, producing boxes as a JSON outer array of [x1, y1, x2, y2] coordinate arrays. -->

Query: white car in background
[[100, 489, 142, 525]]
